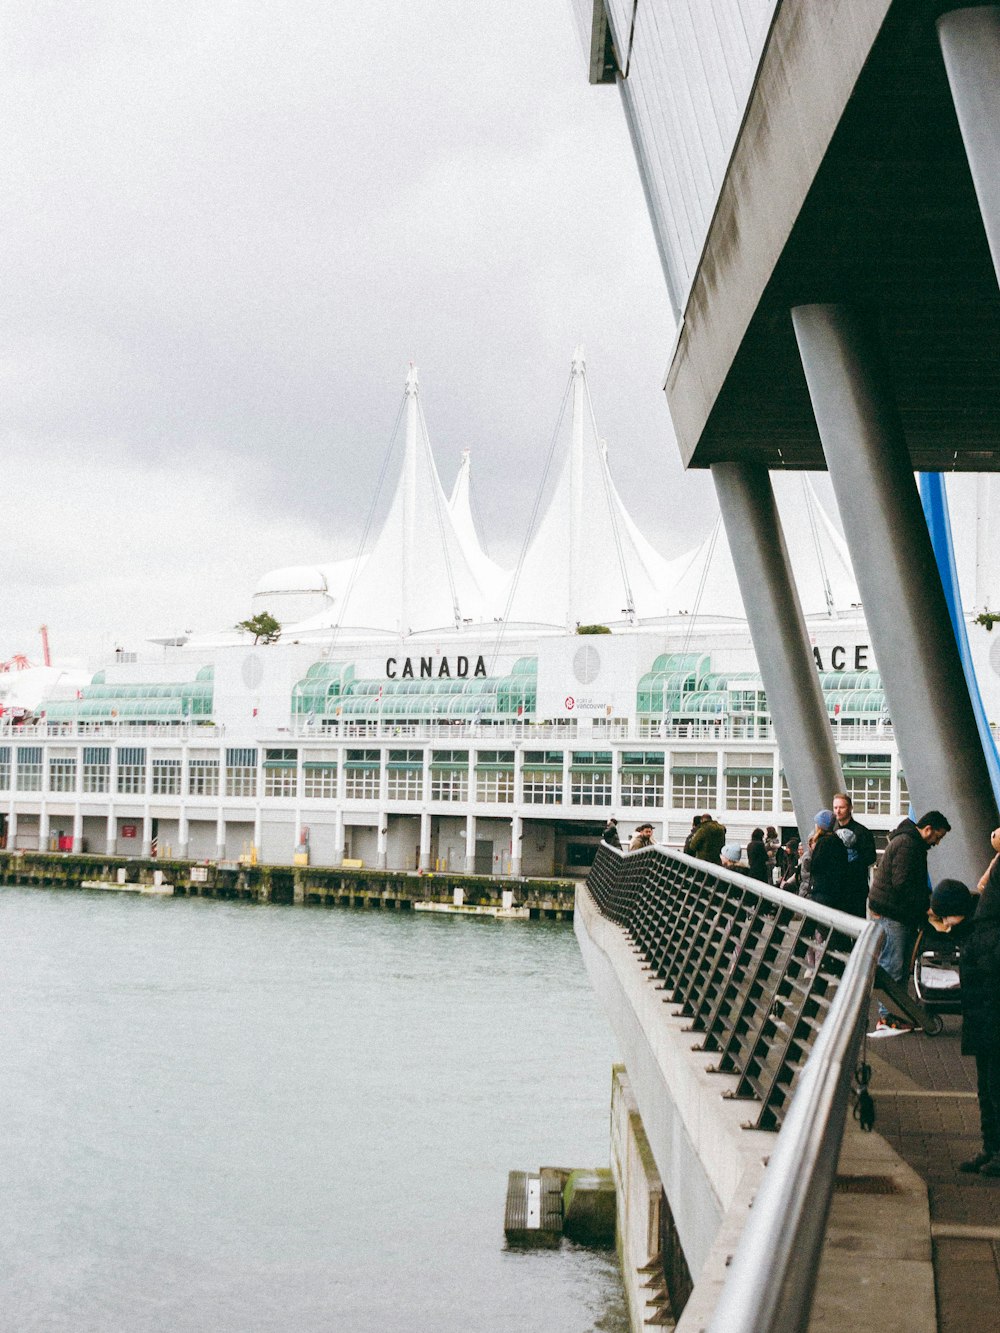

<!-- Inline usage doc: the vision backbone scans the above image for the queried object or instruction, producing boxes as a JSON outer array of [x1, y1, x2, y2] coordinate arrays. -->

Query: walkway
[[866, 1008, 1000, 1331]]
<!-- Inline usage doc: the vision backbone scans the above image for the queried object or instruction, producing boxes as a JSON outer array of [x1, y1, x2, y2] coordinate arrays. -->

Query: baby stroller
[[912, 923, 967, 1014]]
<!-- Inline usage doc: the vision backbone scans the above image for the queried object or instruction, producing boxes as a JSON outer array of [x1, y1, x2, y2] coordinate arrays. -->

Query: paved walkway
[[865, 1007, 1000, 1331]]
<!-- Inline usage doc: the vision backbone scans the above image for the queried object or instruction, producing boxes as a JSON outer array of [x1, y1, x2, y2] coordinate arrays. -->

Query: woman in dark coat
[[960, 828, 1000, 1175], [746, 828, 769, 884], [802, 810, 849, 913]]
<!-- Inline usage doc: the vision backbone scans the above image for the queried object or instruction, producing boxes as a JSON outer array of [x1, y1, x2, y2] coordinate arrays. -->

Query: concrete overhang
[[668, 0, 1000, 472]]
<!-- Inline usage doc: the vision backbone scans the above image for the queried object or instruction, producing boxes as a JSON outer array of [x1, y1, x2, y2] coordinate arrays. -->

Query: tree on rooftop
[[235, 611, 282, 644]]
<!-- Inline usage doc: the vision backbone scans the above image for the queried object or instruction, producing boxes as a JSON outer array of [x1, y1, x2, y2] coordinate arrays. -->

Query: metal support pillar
[[792, 303, 997, 883], [376, 817, 388, 870], [711, 461, 843, 843], [938, 7, 1000, 285]]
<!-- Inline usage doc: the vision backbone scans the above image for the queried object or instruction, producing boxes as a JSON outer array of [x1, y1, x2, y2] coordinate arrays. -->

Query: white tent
[[500, 348, 676, 627]]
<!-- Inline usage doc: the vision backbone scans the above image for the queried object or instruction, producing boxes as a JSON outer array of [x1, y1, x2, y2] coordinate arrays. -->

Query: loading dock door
[[475, 839, 493, 876]]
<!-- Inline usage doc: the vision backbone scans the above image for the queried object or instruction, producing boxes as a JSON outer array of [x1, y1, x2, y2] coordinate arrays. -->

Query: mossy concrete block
[[562, 1168, 616, 1245]]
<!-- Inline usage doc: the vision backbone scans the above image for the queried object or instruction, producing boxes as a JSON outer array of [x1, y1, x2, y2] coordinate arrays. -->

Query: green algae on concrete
[[562, 1168, 616, 1245]]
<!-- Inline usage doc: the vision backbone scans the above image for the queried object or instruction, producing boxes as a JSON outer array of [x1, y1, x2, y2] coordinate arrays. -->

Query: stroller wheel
[[922, 1012, 944, 1036]]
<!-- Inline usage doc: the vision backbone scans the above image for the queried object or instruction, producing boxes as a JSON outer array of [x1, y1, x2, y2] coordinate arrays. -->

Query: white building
[[5, 352, 997, 874]]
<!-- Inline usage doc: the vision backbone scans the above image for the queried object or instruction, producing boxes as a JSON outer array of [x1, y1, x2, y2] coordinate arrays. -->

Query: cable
[[326, 392, 406, 659], [585, 375, 636, 623], [417, 392, 462, 630]]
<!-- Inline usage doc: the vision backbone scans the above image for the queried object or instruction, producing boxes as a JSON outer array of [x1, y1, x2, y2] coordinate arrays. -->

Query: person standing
[[683, 814, 705, 855], [777, 838, 801, 894], [802, 810, 849, 911], [832, 792, 877, 918], [688, 813, 726, 866], [628, 823, 654, 852], [601, 817, 621, 850], [746, 828, 769, 883], [959, 828, 1000, 1176], [868, 810, 951, 1035]]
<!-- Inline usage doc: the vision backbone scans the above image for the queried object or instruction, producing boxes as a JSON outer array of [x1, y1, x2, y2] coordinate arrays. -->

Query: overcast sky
[[2, 0, 717, 665]]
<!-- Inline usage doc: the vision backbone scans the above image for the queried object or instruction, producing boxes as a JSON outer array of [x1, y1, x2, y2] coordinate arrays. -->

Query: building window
[[898, 774, 910, 816], [780, 777, 794, 813], [387, 750, 423, 801], [726, 773, 774, 811], [151, 759, 181, 796], [0, 746, 10, 791], [671, 771, 716, 809], [226, 747, 258, 798], [476, 769, 514, 803], [82, 746, 110, 793], [431, 752, 469, 802], [522, 752, 563, 804], [475, 751, 514, 803], [303, 764, 337, 799], [570, 771, 612, 805], [345, 749, 380, 801], [522, 769, 562, 804], [49, 757, 77, 793], [188, 758, 220, 797], [264, 748, 298, 798], [619, 753, 664, 808], [845, 775, 891, 816], [17, 746, 43, 792], [117, 746, 147, 795], [569, 752, 611, 806]]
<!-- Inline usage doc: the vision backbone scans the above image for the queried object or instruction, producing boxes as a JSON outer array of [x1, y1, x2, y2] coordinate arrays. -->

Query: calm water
[[0, 888, 626, 1332]]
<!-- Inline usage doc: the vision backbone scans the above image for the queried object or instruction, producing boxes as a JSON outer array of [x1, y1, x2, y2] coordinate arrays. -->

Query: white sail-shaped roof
[[501, 348, 674, 627], [668, 473, 860, 620], [308, 367, 492, 634], [447, 450, 509, 603]]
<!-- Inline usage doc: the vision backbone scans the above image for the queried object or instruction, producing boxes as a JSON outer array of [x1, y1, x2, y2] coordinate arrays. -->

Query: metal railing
[[586, 842, 881, 1331]]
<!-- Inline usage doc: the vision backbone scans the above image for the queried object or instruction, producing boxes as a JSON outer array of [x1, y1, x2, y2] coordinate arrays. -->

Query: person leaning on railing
[[868, 809, 951, 1036]]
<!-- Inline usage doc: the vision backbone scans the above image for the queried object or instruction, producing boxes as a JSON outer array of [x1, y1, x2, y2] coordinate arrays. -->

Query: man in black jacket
[[832, 792, 876, 917], [601, 817, 621, 850], [869, 809, 951, 1035]]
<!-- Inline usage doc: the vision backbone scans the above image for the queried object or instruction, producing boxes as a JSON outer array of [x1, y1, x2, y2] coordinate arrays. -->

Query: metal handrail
[[585, 843, 880, 1329], [708, 922, 880, 1333]]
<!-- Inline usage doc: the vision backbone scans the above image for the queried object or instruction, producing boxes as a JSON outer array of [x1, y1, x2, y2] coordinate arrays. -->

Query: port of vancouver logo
[[385, 655, 488, 680]]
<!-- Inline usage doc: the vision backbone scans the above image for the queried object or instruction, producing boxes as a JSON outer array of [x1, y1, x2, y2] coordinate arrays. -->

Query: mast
[[401, 364, 419, 635], [569, 346, 587, 628]]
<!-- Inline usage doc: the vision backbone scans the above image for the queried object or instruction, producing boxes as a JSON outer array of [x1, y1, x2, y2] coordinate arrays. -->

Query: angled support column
[[938, 7, 1000, 283], [711, 462, 843, 842], [792, 303, 997, 884]]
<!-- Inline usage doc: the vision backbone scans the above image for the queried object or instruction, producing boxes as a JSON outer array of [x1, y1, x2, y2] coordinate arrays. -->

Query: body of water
[[0, 888, 625, 1331]]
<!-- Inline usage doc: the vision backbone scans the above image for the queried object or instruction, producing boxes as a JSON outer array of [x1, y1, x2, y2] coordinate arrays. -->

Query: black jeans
[[976, 1050, 1000, 1154]]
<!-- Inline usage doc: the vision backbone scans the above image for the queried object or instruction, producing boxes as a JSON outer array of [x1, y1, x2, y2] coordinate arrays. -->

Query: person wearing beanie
[[801, 810, 848, 912], [930, 878, 976, 927], [959, 829, 1000, 1176], [720, 842, 745, 870]]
